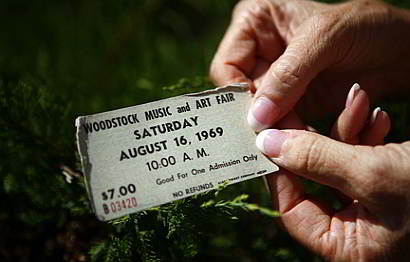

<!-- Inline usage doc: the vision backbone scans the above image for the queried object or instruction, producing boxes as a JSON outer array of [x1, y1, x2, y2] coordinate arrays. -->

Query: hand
[[256, 84, 410, 261], [210, 0, 410, 130]]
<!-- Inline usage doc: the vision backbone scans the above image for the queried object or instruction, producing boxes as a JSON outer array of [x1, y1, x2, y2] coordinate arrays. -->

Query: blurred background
[[0, 0, 239, 112], [0, 0, 409, 261]]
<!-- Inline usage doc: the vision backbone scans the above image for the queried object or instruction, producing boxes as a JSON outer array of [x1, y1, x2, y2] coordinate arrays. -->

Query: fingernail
[[248, 97, 280, 132], [345, 83, 361, 108], [370, 107, 381, 124], [256, 129, 288, 157]]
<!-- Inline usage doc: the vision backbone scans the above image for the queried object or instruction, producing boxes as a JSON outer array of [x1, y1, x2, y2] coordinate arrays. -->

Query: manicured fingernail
[[370, 107, 381, 124], [345, 83, 361, 108], [247, 97, 280, 132], [256, 129, 288, 157]]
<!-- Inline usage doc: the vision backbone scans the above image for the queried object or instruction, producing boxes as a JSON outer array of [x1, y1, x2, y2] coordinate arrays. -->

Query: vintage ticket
[[76, 83, 278, 221]]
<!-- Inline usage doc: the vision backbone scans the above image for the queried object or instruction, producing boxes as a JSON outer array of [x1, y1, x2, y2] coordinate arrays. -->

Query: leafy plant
[[89, 184, 279, 262]]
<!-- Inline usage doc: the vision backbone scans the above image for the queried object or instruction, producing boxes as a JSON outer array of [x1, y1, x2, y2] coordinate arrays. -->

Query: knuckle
[[293, 132, 325, 175], [233, 0, 269, 16], [232, 0, 258, 20], [368, 155, 389, 179], [271, 58, 301, 89], [304, 136, 327, 175], [354, 0, 390, 13], [232, 0, 250, 16], [357, 146, 390, 195], [315, 13, 338, 33], [308, 12, 340, 43], [249, 1, 273, 26]]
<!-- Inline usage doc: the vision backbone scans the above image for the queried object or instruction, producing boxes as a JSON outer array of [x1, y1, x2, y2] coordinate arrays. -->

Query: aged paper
[[76, 83, 278, 221]]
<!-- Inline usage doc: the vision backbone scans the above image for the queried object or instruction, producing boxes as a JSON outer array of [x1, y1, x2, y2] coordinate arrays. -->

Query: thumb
[[247, 25, 334, 131], [256, 129, 370, 200]]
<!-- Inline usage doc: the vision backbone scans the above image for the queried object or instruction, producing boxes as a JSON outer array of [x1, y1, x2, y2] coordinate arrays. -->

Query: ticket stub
[[76, 83, 278, 221]]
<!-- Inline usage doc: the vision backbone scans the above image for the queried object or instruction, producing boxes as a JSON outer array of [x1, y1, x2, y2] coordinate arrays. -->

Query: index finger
[[209, 1, 285, 88], [209, 21, 256, 87]]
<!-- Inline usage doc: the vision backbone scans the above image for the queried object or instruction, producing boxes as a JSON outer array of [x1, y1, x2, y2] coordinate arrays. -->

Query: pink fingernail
[[370, 107, 381, 125], [345, 83, 361, 108], [255, 129, 288, 157], [247, 97, 280, 132]]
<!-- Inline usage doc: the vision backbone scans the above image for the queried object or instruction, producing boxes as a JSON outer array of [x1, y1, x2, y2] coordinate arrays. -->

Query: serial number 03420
[[101, 184, 138, 215], [102, 197, 137, 215]]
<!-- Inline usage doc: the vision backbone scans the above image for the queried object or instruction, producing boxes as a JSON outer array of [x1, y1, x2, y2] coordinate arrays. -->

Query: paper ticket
[[75, 83, 278, 221]]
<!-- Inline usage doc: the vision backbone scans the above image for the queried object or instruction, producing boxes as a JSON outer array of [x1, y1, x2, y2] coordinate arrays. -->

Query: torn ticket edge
[[185, 82, 249, 96], [75, 83, 274, 216], [75, 83, 251, 212]]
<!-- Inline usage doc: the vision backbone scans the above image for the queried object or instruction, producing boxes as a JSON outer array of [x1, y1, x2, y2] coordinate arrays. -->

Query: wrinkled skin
[[210, 0, 410, 120], [210, 0, 410, 261]]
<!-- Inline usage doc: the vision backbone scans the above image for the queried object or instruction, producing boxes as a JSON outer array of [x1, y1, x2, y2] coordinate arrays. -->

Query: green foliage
[[0, 77, 93, 261], [201, 193, 280, 218], [88, 185, 280, 262], [0, 77, 88, 216], [163, 77, 214, 96], [0, 74, 305, 262]]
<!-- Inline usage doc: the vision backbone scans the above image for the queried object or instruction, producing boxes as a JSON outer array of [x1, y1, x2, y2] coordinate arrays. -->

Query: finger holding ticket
[[76, 83, 278, 221]]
